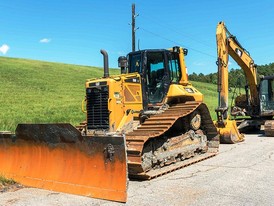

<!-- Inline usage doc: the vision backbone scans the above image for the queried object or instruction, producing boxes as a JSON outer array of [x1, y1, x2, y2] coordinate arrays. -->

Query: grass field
[[1, 56, 226, 131], [190, 81, 218, 118], [0, 57, 119, 131]]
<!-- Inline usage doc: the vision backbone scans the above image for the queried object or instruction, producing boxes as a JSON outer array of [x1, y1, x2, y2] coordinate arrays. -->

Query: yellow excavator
[[215, 21, 274, 140], [0, 46, 219, 202]]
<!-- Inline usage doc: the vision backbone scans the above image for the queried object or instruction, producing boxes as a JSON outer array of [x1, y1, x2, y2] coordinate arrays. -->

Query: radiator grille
[[86, 86, 109, 130]]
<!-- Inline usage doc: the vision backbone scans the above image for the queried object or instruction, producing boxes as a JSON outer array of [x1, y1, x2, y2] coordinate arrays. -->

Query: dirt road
[[1, 133, 274, 206]]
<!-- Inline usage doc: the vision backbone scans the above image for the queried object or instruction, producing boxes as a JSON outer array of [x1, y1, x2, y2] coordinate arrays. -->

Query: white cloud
[[40, 38, 51, 43], [0, 44, 10, 55]]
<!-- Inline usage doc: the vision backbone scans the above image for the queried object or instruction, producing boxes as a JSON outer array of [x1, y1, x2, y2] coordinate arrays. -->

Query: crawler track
[[264, 120, 274, 136], [126, 101, 219, 179]]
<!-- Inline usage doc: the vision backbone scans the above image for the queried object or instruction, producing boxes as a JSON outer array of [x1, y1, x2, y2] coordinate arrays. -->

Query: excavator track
[[126, 101, 219, 179], [264, 120, 274, 136]]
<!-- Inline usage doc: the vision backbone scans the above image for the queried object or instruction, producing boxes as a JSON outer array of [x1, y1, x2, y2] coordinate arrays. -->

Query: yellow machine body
[[84, 73, 143, 133], [83, 46, 219, 180]]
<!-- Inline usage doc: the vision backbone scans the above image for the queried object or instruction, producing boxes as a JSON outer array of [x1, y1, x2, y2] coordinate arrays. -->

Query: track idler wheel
[[189, 111, 201, 131]]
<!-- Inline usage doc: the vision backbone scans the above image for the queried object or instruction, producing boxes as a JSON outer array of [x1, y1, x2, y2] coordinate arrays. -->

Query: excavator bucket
[[216, 120, 244, 144], [0, 124, 127, 202]]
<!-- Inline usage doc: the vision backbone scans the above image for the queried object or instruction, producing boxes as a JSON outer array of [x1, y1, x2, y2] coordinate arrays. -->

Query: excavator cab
[[259, 76, 274, 116]]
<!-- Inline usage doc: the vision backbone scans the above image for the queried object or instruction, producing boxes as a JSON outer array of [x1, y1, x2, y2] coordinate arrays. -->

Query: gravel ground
[[1, 133, 274, 206]]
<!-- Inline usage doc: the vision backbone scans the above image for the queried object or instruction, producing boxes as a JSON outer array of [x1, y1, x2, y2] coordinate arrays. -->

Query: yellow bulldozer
[[0, 46, 219, 202]]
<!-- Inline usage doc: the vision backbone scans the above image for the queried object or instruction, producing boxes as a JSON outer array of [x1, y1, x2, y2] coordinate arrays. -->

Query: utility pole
[[132, 3, 138, 52]]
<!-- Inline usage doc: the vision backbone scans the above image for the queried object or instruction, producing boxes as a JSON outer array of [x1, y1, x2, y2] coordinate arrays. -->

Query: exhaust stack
[[100, 49, 109, 78]]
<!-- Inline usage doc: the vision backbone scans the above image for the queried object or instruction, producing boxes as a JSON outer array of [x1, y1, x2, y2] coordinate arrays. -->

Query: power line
[[139, 27, 216, 59], [133, 8, 216, 59], [141, 13, 214, 50]]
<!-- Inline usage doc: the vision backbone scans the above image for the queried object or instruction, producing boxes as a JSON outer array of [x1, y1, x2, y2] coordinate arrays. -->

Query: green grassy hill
[[0, 56, 221, 131], [190, 81, 218, 118], [0, 57, 120, 131]]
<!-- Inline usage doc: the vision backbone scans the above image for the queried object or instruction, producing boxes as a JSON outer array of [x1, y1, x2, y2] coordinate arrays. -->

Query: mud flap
[[0, 124, 127, 202]]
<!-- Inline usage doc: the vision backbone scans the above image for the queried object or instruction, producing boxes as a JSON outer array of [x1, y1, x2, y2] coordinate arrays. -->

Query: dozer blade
[[0, 124, 127, 203], [217, 120, 244, 144]]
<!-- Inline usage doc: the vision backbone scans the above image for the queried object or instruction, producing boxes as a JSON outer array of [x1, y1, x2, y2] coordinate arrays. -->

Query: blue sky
[[1, 0, 274, 74]]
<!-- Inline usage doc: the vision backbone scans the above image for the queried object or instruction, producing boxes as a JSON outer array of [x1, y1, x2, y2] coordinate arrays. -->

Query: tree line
[[189, 62, 274, 88]]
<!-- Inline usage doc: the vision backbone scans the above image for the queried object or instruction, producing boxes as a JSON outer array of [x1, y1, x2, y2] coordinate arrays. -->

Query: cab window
[[168, 52, 181, 83], [128, 53, 142, 74]]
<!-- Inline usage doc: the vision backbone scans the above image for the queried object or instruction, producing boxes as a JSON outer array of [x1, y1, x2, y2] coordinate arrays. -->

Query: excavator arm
[[216, 21, 229, 113], [215, 21, 246, 143]]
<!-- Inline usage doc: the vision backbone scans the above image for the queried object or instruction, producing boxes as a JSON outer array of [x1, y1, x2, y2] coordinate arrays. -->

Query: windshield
[[260, 78, 274, 112]]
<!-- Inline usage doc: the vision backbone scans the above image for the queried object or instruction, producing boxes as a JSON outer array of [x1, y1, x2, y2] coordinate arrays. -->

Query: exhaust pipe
[[100, 49, 109, 78]]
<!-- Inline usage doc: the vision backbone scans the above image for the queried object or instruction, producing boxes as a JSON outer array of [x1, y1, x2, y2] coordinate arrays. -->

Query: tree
[[188, 62, 274, 88]]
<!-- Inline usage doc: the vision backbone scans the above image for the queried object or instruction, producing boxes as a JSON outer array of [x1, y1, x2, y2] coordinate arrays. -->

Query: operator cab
[[259, 75, 274, 116], [121, 47, 185, 109]]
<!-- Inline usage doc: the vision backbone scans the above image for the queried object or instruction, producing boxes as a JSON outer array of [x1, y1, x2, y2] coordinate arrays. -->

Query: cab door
[[145, 51, 170, 104]]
